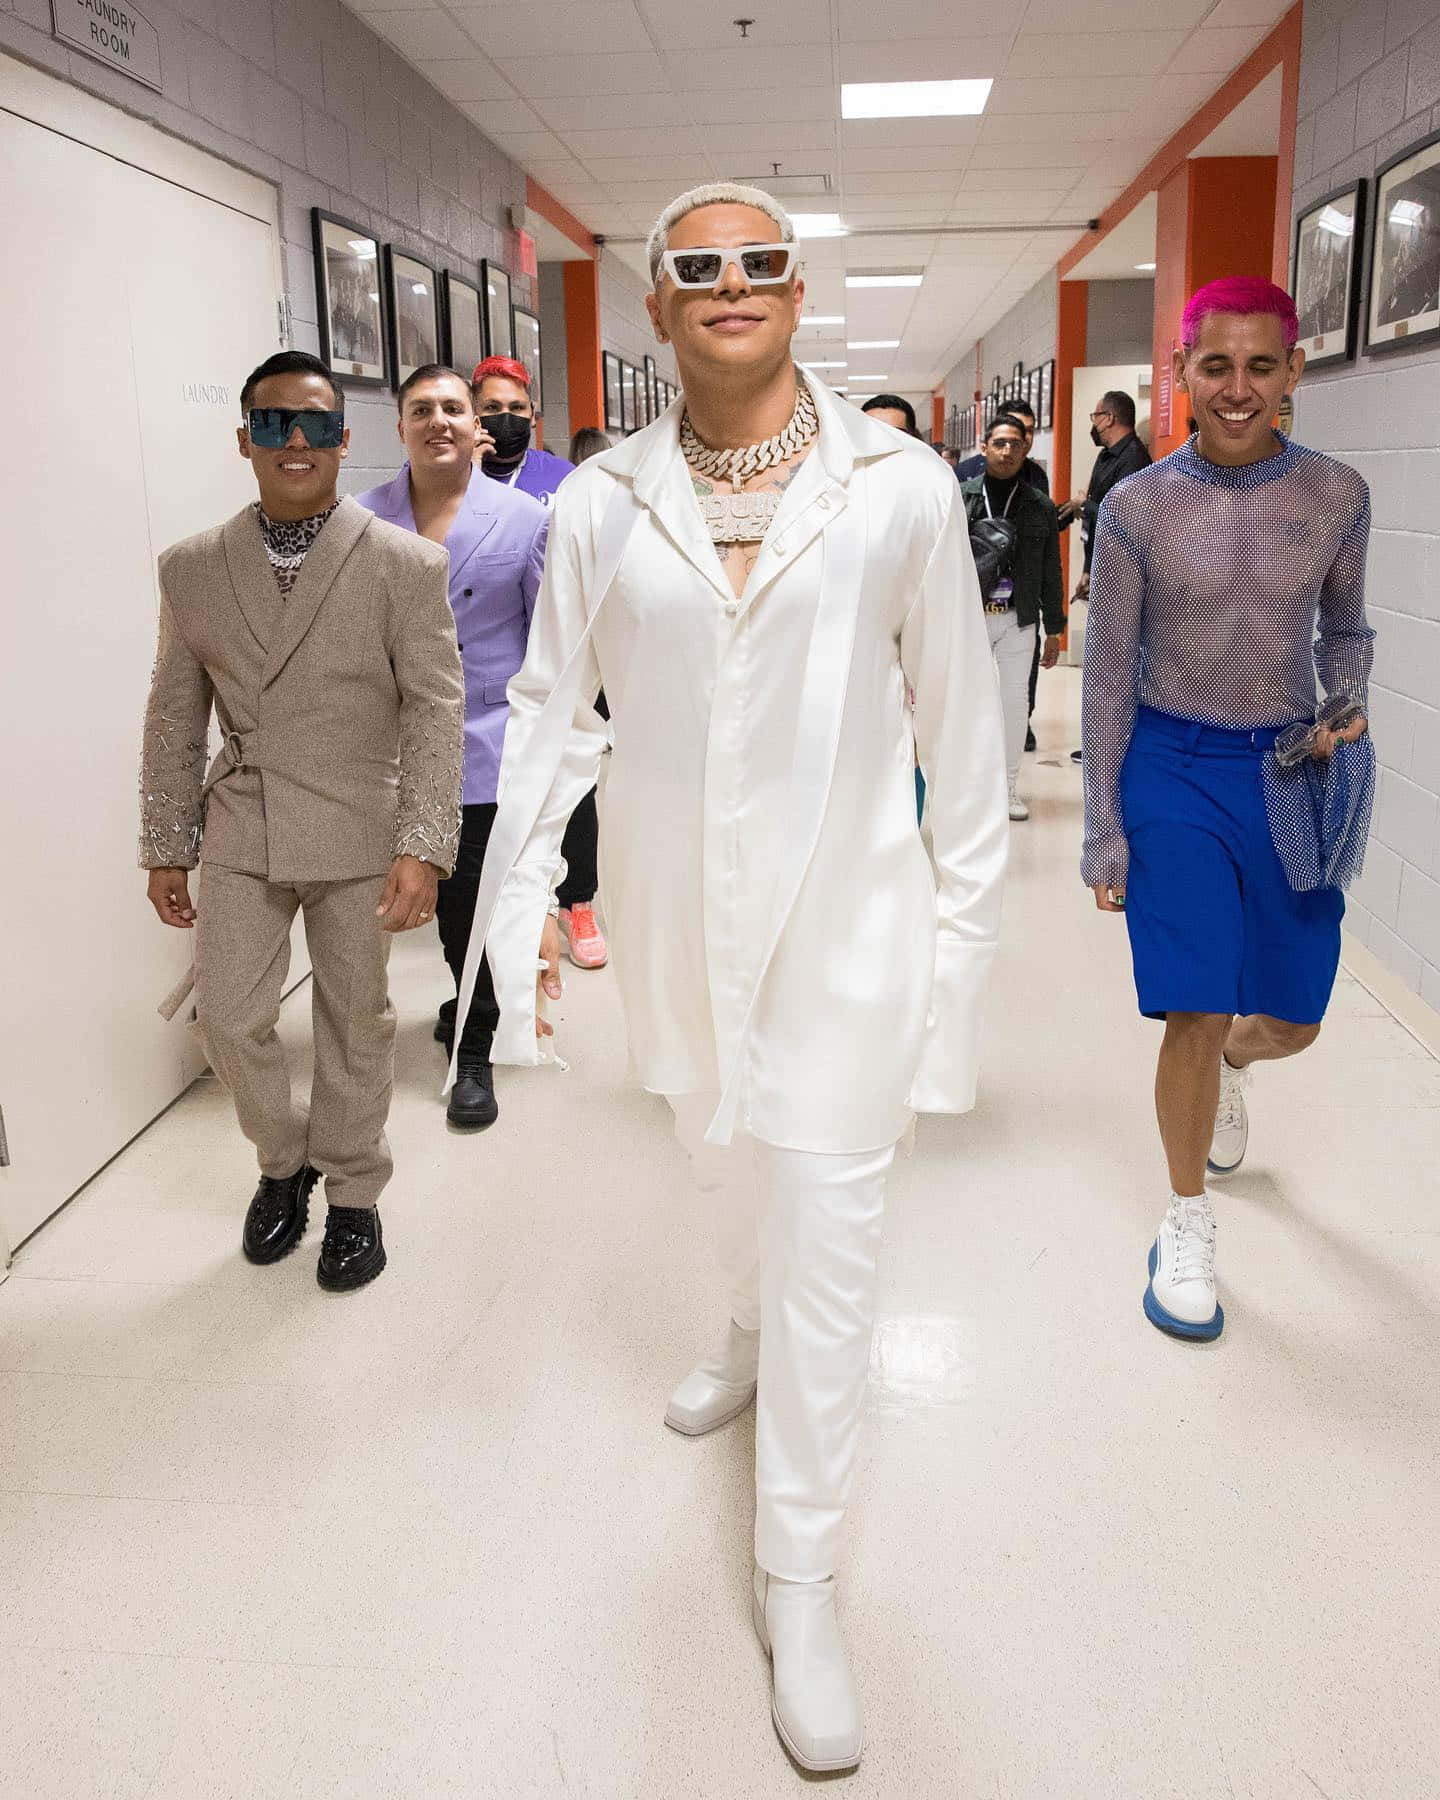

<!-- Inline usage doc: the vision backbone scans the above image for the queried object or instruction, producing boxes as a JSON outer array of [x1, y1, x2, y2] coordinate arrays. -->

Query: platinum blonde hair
[[646, 182, 795, 288]]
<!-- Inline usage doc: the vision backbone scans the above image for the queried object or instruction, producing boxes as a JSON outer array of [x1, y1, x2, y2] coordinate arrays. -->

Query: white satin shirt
[[472, 372, 1009, 1154]]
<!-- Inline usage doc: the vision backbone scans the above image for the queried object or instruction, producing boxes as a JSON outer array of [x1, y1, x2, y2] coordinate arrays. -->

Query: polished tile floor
[[3, 670, 1438, 1798]]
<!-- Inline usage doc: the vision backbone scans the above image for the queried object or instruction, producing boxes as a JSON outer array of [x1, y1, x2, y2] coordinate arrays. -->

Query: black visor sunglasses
[[246, 407, 346, 449]]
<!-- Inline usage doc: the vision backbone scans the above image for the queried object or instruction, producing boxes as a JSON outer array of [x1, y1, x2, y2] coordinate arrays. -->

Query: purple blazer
[[356, 464, 548, 805]]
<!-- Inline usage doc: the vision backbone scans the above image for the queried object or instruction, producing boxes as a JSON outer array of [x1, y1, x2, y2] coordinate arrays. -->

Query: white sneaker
[[1144, 1192, 1223, 1341], [1208, 1058, 1250, 1174], [1008, 789, 1030, 821], [663, 1320, 759, 1435], [752, 1566, 863, 1773]]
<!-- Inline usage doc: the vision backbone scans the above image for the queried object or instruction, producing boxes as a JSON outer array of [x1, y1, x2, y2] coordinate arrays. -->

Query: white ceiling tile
[[346, 0, 433, 13], [661, 44, 834, 91], [1165, 24, 1270, 75], [836, 0, 1007, 40], [450, 2, 653, 59], [417, 55, 517, 104], [673, 87, 837, 126], [523, 157, 592, 186], [638, 0, 832, 48], [369, 8, 476, 60], [836, 37, 1012, 82], [498, 50, 668, 95], [584, 154, 716, 182], [529, 91, 694, 129], [965, 140, 1101, 171], [960, 164, 1078, 191], [559, 126, 708, 159], [458, 98, 548, 136], [843, 145, 970, 175], [841, 117, 984, 149], [1202, 0, 1292, 24], [717, 124, 839, 155], [1006, 29, 1187, 79], [485, 127, 571, 159], [985, 75, 1160, 115], [843, 170, 961, 195], [1020, 0, 1209, 28], [983, 110, 1139, 144]]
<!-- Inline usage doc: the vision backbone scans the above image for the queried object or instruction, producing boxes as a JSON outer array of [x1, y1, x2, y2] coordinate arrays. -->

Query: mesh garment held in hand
[[1080, 435, 1375, 891]]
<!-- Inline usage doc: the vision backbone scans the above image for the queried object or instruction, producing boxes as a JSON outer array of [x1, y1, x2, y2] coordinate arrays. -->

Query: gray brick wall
[[0, 0, 535, 489], [943, 273, 1059, 418], [599, 249, 677, 427], [1292, 0, 1440, 1010]]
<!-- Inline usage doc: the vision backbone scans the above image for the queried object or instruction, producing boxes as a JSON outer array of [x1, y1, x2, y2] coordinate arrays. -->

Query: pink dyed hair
[[1181, 276, 1299, 350]]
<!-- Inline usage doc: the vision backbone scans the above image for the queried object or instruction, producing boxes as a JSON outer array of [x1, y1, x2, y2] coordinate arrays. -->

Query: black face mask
[[482, 411, 532, 461], [1090, 425, 1105, 447]]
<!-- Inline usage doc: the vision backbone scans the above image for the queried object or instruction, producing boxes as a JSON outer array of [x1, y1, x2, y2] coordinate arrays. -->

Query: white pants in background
[[668, 1094, 895, 1583], [986, 609, 1037, 791]]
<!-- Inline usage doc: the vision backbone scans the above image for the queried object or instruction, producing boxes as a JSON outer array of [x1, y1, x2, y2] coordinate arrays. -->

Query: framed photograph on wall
[[619, 360, 636, 431], [603, 351, 623, 430], [1366, 129, 1440, 354], [442, 271, 483, 377], [481, 260, 514, 358], [1040, 359, 1055, 430], [512, 304, 542, 413], [644, 353, 657, 421], [1294, 181, 1366, 368], [312, 210, 386, 386], [384, 246, 440, 388]]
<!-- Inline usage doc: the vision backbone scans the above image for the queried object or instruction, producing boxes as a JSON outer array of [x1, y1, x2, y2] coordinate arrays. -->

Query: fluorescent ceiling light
[[791, 213, 847, 238], [1389, 198, 1424, 227], [842, 79, 992, 120], [846, 274, 922, 289], [1134, 261, 1156, 272], [347, 239, 376, 258], [808, 360, 847, 368], [799, 314, 845, 326], [848, 339, 900, 349], [1316, 205, 1353, 238], [849, 374, 889, 383]]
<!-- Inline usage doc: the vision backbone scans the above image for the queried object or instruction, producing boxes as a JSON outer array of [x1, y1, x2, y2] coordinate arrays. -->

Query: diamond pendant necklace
[[681, 376, 819, 544]]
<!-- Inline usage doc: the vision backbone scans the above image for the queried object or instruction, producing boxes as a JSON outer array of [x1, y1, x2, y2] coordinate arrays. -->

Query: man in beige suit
[[140, 350, 464, 1291]]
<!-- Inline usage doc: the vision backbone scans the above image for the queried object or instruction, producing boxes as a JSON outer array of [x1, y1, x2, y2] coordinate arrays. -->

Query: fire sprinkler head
[[734, 17, 754, 37]]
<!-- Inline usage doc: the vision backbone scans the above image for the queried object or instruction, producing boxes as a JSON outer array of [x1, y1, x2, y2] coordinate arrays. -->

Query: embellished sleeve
[[138, 580, 213, 870], [389, 549, 464, 874], [1315, 480, 1375, 711], [1080, 496, 1146, 890]]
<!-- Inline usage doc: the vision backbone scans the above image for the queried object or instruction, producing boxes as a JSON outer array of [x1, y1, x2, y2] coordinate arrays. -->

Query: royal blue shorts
[[1119, 708, 1344, 1024]]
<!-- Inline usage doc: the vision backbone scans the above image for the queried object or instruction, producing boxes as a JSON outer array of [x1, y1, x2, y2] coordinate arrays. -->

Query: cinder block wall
[[1292, 0, 1440, 1007], [0, 0, 534, 489]]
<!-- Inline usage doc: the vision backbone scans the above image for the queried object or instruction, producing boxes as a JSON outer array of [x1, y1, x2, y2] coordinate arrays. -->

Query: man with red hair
[[471, 354, 608, 972], [1081, 276, 1374, 1344]]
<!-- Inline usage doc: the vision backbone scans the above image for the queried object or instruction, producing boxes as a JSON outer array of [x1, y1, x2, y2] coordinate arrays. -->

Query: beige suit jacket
[[139, 495, 463, 882]]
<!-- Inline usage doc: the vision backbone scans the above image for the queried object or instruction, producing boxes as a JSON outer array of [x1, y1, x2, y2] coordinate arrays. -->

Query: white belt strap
[[445, 479, 642, 1093]]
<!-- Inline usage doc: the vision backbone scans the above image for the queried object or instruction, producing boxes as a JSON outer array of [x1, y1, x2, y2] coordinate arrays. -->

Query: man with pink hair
[[1081, 275, 1375, 1343]]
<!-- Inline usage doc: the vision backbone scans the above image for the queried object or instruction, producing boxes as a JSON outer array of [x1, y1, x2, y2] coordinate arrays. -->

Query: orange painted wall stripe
[[1058, 3, 1302, 283], [563, 260, 603, 431], [525, 177, 596, 255], [1053, 279, 1087, 514], [1272, 23, 1302, 284]]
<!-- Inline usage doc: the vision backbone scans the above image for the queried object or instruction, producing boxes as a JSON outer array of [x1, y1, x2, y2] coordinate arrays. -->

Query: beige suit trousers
[[194, 866, 395, 1211]]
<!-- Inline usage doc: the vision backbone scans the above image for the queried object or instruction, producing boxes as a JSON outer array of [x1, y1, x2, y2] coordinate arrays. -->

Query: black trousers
[[435, 802, 500, 1060], [1027, 630, 1042, 719], [557, 787, 599, 908]]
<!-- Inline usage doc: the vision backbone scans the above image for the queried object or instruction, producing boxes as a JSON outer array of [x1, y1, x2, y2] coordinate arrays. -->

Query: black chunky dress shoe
[[435, 998, 457, 1049], [446, 1058, 499, 1131], [242, 1165, 320, 1265], [316, 1205, 386, 1291]]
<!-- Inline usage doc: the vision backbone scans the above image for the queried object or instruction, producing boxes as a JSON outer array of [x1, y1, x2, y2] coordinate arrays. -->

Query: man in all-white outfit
[[451, 184, 1007, 1772]]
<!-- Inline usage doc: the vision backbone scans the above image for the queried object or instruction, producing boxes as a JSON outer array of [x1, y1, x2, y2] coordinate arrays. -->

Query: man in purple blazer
[[356, 363, 548, 1131]]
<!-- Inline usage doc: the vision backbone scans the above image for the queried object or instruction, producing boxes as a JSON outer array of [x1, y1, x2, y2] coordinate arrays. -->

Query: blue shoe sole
[[1144, 1242, 1224, 1342]]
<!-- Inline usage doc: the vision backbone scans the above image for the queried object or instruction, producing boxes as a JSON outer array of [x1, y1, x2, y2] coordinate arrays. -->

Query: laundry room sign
[[52, 0, 163, 92]]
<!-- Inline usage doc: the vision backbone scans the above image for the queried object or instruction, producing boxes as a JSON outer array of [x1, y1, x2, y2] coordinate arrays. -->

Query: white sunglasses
[[659, 243, 799, 289]]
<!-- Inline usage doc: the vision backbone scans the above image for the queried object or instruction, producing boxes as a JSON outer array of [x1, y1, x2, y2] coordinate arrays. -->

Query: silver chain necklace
[[681, 377, 819, 544]]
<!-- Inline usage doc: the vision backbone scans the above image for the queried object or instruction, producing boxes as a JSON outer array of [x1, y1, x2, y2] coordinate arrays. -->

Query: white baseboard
[[1341, 931, 1440, 1062]]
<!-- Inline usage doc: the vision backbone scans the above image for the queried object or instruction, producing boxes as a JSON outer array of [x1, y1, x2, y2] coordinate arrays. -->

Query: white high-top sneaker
[[663, 1320, 759, 1435], [752, 1566, 863, 1773], [1008, 785, 1030, 821], [1208, 1057, 1250, 1175], [1144, 1191, 1223, 1341]]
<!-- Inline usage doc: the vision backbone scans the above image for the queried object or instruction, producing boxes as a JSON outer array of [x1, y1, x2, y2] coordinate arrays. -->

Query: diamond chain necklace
[[679, 376, 819, 487]]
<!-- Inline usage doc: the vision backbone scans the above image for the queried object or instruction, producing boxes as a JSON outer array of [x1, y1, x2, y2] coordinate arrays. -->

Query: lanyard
[[982, 479, 1017, 521]]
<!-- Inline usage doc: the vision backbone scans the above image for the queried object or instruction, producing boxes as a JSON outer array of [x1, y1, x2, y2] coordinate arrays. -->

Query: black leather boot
[[242, 1165, 320, 1265], [434, 997, 456, 1050], [316, 1205, 386, 1292], [446, 1057, 499, 1131]]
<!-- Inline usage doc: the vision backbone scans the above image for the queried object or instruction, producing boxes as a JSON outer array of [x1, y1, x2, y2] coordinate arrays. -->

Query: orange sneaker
[[560, 902, 608, 969]]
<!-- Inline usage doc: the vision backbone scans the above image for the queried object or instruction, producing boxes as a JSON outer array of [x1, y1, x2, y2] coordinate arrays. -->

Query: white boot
[[1144, 1191, 1223, 1341], [1008, 784, 1030, 821], [752, 1566, 863, 1772], [663, 1320, 759, 1435], [1208, 1057, 1250, 1175]]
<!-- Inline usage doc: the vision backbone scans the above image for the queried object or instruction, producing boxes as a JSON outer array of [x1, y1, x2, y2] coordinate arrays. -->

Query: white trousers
[[986, 610, 1037, 790], [669, 1095, 894, 1583]]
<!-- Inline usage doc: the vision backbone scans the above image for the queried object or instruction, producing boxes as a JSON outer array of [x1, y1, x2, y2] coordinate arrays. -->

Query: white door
[[0, 65, 284, 1253], [1067, 364, 1153, 597]]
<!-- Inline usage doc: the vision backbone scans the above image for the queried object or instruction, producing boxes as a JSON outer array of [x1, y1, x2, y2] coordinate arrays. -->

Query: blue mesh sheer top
[[1080, 434, 1374, 889]]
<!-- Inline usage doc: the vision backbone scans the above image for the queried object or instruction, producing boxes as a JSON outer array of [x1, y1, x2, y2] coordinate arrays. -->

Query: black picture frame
[[644, 353, 658, 422], [1040, 360, 1055, 431], [603, 351, 623, 430], [511, 304, 542, 414], [481, 260, 514, 358], [384, 246, 440, 389], [312, 209, 387, 387], [621, 362, 638, 431], [441, 270, 483, 377], [1365, 130, 1440, 355], [1294, 180, 1366, 368]]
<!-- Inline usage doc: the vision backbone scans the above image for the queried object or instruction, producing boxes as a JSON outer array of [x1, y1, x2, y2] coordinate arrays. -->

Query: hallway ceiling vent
[[731, 172, 833, 199]]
